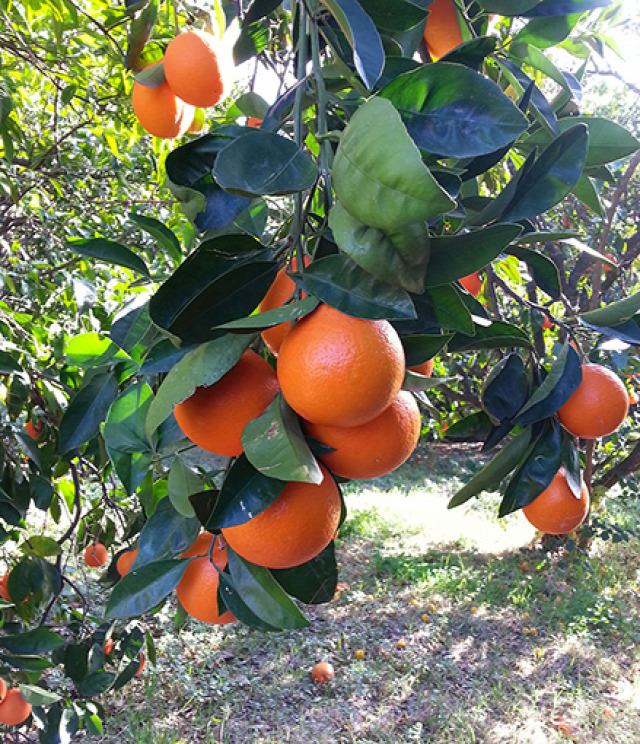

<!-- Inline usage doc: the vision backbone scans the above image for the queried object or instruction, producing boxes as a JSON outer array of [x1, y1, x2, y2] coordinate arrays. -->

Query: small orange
[[84, 542, 108, 568], [103, 638, 115, 656], [0, 688, 32, 726], [0, 574, 10, 602], [557, 364, 629, 439], [24, 420, 43, 439], [459, 272, 482, 297], [136, 652, 145, 675], [0, 678, 6, 703], [163, 30, 227, 108], [131, 64, 194, 139], [176, 532, 235, 625], [116, 548, 139, 577], [542, 316, 554, 330], [311, 661, 335, 684], [277, 304, 405, 427], [222, 464, 341, 569], [247, 117, 262, 128], [522, 468, 589, 535], [258, 255, 310, 355], [354, 648, 365, 660], [409, 359, 434, 376], [174, 350, 279, 457], [304, 391, 421, 480], [423, 0, 464, 60]]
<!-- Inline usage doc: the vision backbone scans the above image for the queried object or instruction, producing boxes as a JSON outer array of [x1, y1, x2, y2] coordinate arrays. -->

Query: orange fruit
[[557, 364, 629, 439], [277, 304, 405, 427], [423, 0, 464, 60], [409, 359, 433, 376], [116, 548, 139, 577], [84, 542, 108, 568], [247, 117, 262, 128], [311, 661, 335, 684], [0, 678, 6, 703], [131, 64, 194, 139], [522, 468, 589, 535], [354, 648, 365, 660], [542, 316, 554, 330], [304, 391, 421, 480], [0, 688, 32, 726], [176, 532, 235, 625], [136, 652, 145, 675], [258, 255, 310, 355], [0, 574, 10, 602], [163, 30, 227, 108], [174, 350, 279, 457], [103, 638, 115, 656], [24, 420, 43, 439], [222, 464, 341, 569], [459, 272, 482, 297]]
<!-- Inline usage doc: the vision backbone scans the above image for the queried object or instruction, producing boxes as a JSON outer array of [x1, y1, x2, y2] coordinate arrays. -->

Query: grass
[[89, 442, 640, 744]]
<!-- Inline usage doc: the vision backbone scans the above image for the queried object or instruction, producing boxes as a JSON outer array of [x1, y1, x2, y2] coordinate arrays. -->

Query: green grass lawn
[[93, 443, 640, 744]]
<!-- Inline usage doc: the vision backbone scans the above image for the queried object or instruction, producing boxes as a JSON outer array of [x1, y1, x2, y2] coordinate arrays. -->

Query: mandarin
[[277, 304, 405, 427], [84, 542, 108, 567], [409, 359, 434, 376], [116, 548, 139, 577], [174, 349, 279, 457], [0, 678, 6, 703], [305, 391, 421, 480], [222, 464, 341, 569], [459, 272, 482, 297], [311, 661, 335, 684], [131, 64, 194, 139], [522, 469, 589, 535], [423, 0, 464, 60], [24, 420, 43, 440], [164, 30, 227, 108], [0, 688, 32, 726]]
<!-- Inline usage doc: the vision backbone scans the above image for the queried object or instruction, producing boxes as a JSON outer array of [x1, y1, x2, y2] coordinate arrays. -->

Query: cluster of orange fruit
[[0, 679, 31, 726], [131, 28, 228, 139]]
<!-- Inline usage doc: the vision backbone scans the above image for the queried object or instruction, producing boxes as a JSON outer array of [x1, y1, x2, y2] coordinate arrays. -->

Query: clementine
[[84, 542, 108, 568], [0, 678, 6, 703], [174, 350, 279, 457], [311, 661, 335, 683], [557, 364, 628, 439], [542, 316, 554, 330], [103, 637, 115, 656], [116, 548, 139, 577], [24, 420, 43, 439], [423, 0, 464, 60], [277, 304, 405, 427], [459, 272, 482, 297], [247, 117, 262, 128], [163, 30, 227, 108], [304, 391, 421, 480], [136, 652, 145, 675], [409, 359, 434, 376], [0, 574, 10, 602], [0, 688, 32, 726], [522, 469, 589, 535], [222, 464, 341, 569], [131, 64, 194, 139], [176, 532, 235, 624]]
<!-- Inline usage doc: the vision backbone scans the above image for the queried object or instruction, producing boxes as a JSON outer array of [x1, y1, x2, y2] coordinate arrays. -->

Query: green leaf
[[332, 97, 454, 231], [522, 0, 613, 17], [30, 475, 54, 511], [145, 334, 252, 441], [580, 290, 640, 327], [167, 457, 200, 518], [448, 320, 532, 352], [481, 353, 529, 423], [135, 497, 200, 568], [20, 684, 61, 706], [572, 174, 603, 217], [66, 333, 132, 369], [358, 0, 428, 31], [58, 372, 119, 454], [215, 296, 319, 331], [26, 535, 61, 558], [448, 429, 532, 508], [271, 542, 338, 605], [0, 350, 22, 374], [426, 224, 523, 286], [66, 238, 150, 278], [242, 394, 323, 484], [300, 254, 417, 320], [105, 559, 189, 619], [227, 548, 310, 630], [443, 411, 495, 442], [329, 201, 429, 293], [64, 644, 88, 683], [379, 63, 528, 158], [499, 422, 563, 517], [207, 455, 286, 530], [513, 14, 581, 49], [0, 628, 65, 655], [476, 0, 541, 13], [394, 285, 475, 336], [129, 212, 181, 262], [217, 572, 280, 631], [402, 333, 452, 367], [0, 654, 53, 671], [77, 672, 116, 698], [514, 343, 582, 426], [319, 0, 384, 88], [214, 131, 317, 196], [505, 244, 562, 300]]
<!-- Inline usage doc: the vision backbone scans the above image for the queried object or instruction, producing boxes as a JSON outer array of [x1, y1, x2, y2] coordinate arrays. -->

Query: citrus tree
[[1, 0, 640, 738]]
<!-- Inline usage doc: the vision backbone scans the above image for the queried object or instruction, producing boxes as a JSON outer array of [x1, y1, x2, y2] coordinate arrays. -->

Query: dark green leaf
[[393, 285, 475, 336], [129, 212, 181, 262], [66, 238, 150, 278], [1, 654, 53, 671], [504, 244, 562, 299], [448, 320, 532, 352], [481, 353, 529, 423], [243, 0, 283, 26], [217, 571, 281, 631], [77, 672, 116, 698], [513, 14, 581, 49], [0, 628, 65, 655], [111, 296, 154, 353], [272, 542, 338, 605], [233, 20, 270, 66], [476, 0, 541, 13], [359, 0, 428, 31], [20, 684, 61, 706], [402, 333, 452, 367], [167, 456, 201, 518], [443, 411, 495, 442], [522, 0, 612, 16], [580, 290, 640, 327], [30, 475, 54, 511], [105, 559, 189, 619], [135, 497, 200, 568], [0, 350, 22, 374], [215, 296, 319, 331], [561, 431, 582, 498], [58, 372, 119, 454], [64, 644, 89, 683]]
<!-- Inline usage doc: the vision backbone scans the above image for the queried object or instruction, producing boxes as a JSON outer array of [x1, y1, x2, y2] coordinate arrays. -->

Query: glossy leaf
[[129, 212, 181, 262], [215, 296, 319, 332], [167, 457, 201, 518], [443, 411, 495, 442], [505, 244, 562, 299], [522, 0, 612, 16], [20, 684, 61, 706], [77, 672, 116, 698], [332, 97, 455, 231], [0, 350, 22, 374], [271, 542, 338, 605], [580, 290, 640, 327], [402, 333, 452, 367], [227, 548, 310, 629], [135, 497, 200, 568], [572, 174, 603, 217], [393, 285, 475, 336], [359, 0, 428, 31], [301, 254, 417, 320], [319, 0, 384, 88], [66, 333, 131, 369], [448, 429, 532, 508], [379, 63, 528, 158], [513, 14, 581, 49], [476, 0, 541, 13], [111, 296, 154, 353], [66, 238, 150, 278], [580, 318, 640, 345], [0, 628, 64, 655], [482, 353, 529, 423], [448, 320, 532, 352], [217, 572, 280, 631], [207, 455, 286, 530], [58, 372, 119, 454], [105, 559, 189, 619]]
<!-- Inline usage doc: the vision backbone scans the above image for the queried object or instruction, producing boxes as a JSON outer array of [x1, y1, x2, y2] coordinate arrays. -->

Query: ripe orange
[[174, 350, 279, 457], [304, 391, 421, 480], [522, 469, 589, 535], [0, 574, 10, 601], [0, 688, 32, 726], [311, 661, 335, 684], [131, 64, 194, 139], [557, 364, 629, 439], [222, 464, 341, 569], [542, 316, 554, 330], [136, 652, 145, 675], [459, 272, 482, 297], [277, 304, 405, 427], [258, 255, 310, 355], [409, 359, 434, 376], [0, 678, 6, 703], [247, 117, 262, 128], [116, 548, 139, 577], [84, 542, 108, 568], [423, 0, 464, 60], [163, 30, 227, 108], [24, 420, 43, 439], [176, 532, 235, 625], [103, 638, 115, 656]]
